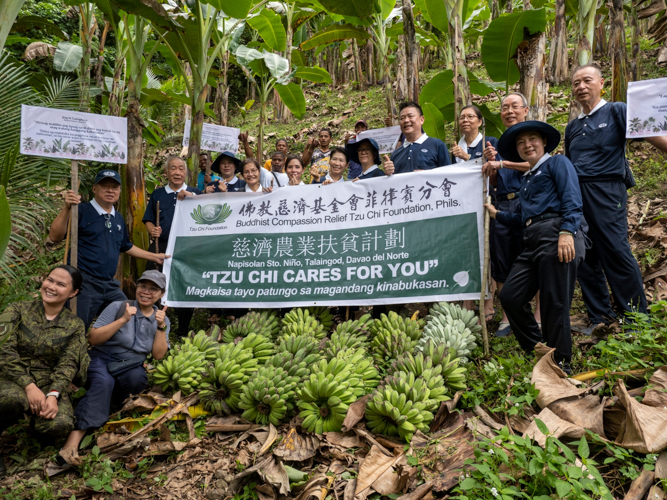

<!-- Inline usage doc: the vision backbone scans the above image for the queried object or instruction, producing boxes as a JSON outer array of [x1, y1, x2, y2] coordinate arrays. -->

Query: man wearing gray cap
[[59, 269, 169, 464], [49, 169, 170, 330]]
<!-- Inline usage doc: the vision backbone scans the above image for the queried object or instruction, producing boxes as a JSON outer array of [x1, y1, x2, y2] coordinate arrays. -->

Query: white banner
[[163, 161, 486, 308], [20, 105, 127, 163], [357, 126, 402, 154], [627, 77, 667, 138], [183, 120, 240, 154]]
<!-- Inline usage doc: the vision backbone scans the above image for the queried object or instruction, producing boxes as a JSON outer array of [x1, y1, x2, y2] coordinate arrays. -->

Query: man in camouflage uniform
[[0, 300, 89, 442]]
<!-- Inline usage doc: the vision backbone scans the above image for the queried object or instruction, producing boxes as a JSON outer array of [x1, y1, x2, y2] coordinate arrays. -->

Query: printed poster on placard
[[627, 77, 667, 138], [163, 161, 486, 308], [182, 120, 240, 154], [356, 126, 402, 154], [20, 105, 127, 163]]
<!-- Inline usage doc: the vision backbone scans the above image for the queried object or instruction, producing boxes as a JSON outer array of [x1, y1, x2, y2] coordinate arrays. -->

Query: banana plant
[[369, 3, 402, 124], [0, 0, 28, 53], [234, 45, 305, 162]]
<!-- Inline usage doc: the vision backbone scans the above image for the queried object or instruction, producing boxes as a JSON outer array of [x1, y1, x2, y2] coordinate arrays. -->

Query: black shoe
[[559, 361, 572, 376]]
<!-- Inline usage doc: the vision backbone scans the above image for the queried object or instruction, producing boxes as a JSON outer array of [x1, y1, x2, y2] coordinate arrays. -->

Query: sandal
[[495, 322, 511, 337]]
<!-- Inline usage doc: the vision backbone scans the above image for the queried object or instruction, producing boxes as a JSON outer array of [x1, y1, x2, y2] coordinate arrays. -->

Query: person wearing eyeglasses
[[58, 270, 170, 466], [346, 138, 395, 180], [48, 169, 170, 330], [383, 101, 451, 174]]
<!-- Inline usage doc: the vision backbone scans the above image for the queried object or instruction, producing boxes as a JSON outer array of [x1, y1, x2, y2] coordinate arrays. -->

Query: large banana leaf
[[0, 0, 28, 53], [422, 103, 448, 143], [419, 69, 454, 110], [481, 8, 547, 89], [479, 104, 505, 140], [53, 42, 83, 72], [294, 66, 332, 83], [11, 15, 69, 41], [109, 0, 180, 31], [300, 23, 371, 50], [261, 51, 290, 79], [247, 8, 286, 52], [275, 83, 306, 119], [204, 0, 252, 19], [422, 0, 449, 33], [316, 0, 378, 18]]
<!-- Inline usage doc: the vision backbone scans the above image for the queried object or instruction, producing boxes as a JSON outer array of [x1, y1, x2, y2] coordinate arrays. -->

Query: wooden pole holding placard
[[155, 201, 160, 253], [479, 123, 490, 355], [70, 159, 79, 315]]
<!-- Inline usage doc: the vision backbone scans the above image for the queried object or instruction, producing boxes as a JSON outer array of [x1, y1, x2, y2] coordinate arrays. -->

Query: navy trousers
[[577, 180, 646, 323], [500, 217, 585, 364], [74, 350, 147, 431], [76, 273, 127, 330], [490, 197, 524, 283]]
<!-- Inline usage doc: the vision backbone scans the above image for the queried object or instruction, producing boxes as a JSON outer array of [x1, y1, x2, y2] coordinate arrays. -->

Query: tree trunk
[[353, 38, 364, 89], [594, 15, 607, 58], [120, 97, 148, 294], [383, 54, 398, 125], [575, 0, 597, 67], [108, 58, 124, 117], [491, 0, 500, 19], [402, 0, 420, 102], [366, 36, 375, 85], [609, 0, 628, 102], [517, 31, 548, 121], [282, 20, 294, 123], [186, 83, 209, 183], [630, 5, 640, 80], [451, 0, 471, 139], [396, 35, 408, 101], [94, 19, 109, 113], [506, 0, 513, 13], [549, 0, 568, 84], [214, 51, 230, 125]]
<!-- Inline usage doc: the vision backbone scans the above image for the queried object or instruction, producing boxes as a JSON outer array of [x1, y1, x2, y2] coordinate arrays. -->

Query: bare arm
[[152, 307, 169, 360], [301, 138, 317, 166], [125, 245, 170, 264], [239, 132, 255, 159], [49, 190, 81, 242], [646, 136, 667, 154]]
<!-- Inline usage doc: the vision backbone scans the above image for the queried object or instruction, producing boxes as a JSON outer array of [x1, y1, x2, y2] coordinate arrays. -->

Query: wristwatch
[[157, 324, 167, 332]]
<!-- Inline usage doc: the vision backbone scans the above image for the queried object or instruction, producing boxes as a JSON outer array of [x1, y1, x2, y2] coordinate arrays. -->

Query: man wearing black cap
[[345, 119, 369, 179], [49, 169, 169, 330], [485, 121, 584, 374]]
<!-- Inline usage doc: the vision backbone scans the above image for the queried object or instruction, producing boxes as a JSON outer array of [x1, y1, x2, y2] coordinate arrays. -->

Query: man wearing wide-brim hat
[[484, 121, 585, 374]]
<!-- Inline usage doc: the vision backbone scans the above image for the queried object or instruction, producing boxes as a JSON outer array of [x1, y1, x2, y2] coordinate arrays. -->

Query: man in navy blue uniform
[[49, 169, 169, 330], [565, 65, 667, 330], [483, 92, 540, 336], [385, 102, 451, 174]]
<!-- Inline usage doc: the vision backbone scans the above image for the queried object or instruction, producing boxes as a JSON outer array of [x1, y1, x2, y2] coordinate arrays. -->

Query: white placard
[[356, 126, 402, 154], [183, 120, 240, 154], [627, 77, 667, 138], [20, 105, 127, 163]]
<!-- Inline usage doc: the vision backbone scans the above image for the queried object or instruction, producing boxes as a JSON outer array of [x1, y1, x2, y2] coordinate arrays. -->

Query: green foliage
[[422, 103, 447, 142], [247, 9, 286, 52], [80, 445, 132, 494], [300, 24, 371, 50], [452, 428, 613, 500], [275, 83, 306, 119]]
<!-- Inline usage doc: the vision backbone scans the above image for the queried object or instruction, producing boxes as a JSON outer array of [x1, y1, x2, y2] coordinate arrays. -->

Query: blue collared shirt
[[496, 154, 583, 234], [73, 199, 133, 280], [390, 134, 451, 173], [207, 176, 246, 192], [564, 99, 628, 179], [492, 137, 524, 196], [357, 165, 386, 180], [143, 184, 200, 242]]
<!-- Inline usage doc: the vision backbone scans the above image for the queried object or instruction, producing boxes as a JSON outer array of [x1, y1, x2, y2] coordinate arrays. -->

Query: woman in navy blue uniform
[[485, 121, 585, 374], [346, 138, 393, 180], [205, 152, 246, 193], [451, 105, 495, 164]]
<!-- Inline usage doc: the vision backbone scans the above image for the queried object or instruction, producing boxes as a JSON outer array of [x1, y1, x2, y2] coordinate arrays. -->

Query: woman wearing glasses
[[346, 138, 395, 180], [59, 270, 170, 465]]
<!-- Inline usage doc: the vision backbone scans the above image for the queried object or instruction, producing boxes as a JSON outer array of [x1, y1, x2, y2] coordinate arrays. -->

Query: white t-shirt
[[259, 167, 289, 188]]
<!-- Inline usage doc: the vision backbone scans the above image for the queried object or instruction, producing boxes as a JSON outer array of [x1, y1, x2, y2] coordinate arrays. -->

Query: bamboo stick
[[70, 160, 78, 315], [155, 201, 160, 253], [480, 124, 490, 355]]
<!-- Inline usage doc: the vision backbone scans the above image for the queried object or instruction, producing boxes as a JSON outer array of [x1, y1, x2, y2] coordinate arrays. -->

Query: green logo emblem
[[190, 203, 232, 225]]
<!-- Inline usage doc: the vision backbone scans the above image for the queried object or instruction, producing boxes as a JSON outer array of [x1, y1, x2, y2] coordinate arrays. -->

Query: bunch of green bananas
[[327, 348, 380, 396], [365, 386, 433, 442], [268, 349, 319, 380], [324, 331, 369, 360], [370, 329, 419, 366], [280, 314, 326, 340], [238, 366, 298, 425], [244, 310, 281, 338], [284, 306, 334, 332], [277, 334, 320, 357], [420, 340, 467, 392], [419, 315, 477, 363], [384, 370, 449, 412], [428, 302, 481, 335], [332, 314, 372, 337], [176, 330, 220, 361], [152, 349, 206, 395], [297, 370, 357, 433], [221, 314, 264, 344], [368, 311, 423, 342], [240, 333, 275, 364]]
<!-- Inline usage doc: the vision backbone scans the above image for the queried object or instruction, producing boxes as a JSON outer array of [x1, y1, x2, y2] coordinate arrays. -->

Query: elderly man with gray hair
[[142, 155, 200, 336]]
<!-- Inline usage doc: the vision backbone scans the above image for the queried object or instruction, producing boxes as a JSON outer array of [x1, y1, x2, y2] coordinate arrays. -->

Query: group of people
[[0, 64, 662, 472]]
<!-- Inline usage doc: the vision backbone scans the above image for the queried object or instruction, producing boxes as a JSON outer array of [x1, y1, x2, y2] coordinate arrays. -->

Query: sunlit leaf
[[300, 23, 371, 51], [53, 42, 83, 73], [247, 8, 286, 52], [294, 66, 332, 83], [275, 83, 306, 119]]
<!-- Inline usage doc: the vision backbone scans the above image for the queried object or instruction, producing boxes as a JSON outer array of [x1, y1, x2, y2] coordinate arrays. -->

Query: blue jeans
[[74, 349, 147, 431]]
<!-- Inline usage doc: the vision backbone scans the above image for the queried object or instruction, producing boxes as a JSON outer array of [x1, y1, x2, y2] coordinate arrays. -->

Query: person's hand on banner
[[153, 253, 171, 265], [482, 161, 501, 175], [483, 203, 497, 218], [64, 190, 82, 208], [177, 190, 195, 200], [483, 141, 497, 161], [155, 306, 168, 330], [383, 155, 395, 176], [149, 226, 162, 238], [558, 232, 575, 263], [263, 186, 273, 193], [344, 132, 354, 144]]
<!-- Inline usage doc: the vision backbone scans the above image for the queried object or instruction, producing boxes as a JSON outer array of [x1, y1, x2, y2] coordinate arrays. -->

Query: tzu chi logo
[[190, 203, 232, 225]]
